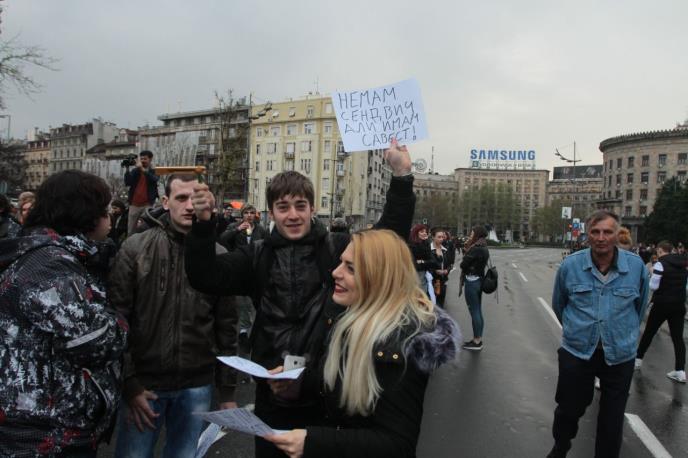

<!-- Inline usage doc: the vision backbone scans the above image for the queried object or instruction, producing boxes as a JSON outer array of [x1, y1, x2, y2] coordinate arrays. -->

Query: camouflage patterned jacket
[[0, 228, 128, 457]]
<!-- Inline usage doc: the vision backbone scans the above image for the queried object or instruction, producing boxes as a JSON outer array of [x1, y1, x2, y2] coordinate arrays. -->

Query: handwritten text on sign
[[333, 79, 428, 152]]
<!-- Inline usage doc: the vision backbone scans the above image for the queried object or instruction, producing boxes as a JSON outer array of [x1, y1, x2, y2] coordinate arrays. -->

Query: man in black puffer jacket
[[186, 141, 415, 458]]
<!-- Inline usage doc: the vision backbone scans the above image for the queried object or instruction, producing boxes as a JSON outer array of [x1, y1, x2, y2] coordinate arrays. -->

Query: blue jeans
[[465, 278, 484, 339], [114, 384, 212, 458]]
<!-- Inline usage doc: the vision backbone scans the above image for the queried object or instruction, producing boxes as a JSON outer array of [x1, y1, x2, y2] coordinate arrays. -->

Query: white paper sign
[[332, 78, 428, 152], [195, 423, 227, 458], [217, 356, 305, 380], [193, 408, 283, 437]]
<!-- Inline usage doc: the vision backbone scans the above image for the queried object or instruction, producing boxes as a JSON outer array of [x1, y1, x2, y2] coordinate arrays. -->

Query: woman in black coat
[[459, 225, 490, 351], [265, 230, 460, 458], [408, 223, 439, 297]]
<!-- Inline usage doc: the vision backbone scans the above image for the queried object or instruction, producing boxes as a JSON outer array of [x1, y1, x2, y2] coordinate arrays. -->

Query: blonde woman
[[265, 229, 460, 458]]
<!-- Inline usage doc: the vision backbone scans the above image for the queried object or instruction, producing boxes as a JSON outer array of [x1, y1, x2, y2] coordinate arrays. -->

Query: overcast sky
[[4, 0, 688, 174]]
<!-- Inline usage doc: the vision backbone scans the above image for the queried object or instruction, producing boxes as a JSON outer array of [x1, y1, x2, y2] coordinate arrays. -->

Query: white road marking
[[537, 297, 562, 329], [625, 413, 672, 458], [518, 272, 528, 282], [512, 263, 518, 268]]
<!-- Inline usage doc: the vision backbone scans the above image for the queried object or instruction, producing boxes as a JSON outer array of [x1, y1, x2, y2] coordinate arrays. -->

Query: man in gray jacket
[[109, 173, 238, 457]]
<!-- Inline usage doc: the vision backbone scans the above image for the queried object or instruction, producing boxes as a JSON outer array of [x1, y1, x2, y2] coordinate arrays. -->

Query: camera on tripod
[[121, 154, 138, 168]]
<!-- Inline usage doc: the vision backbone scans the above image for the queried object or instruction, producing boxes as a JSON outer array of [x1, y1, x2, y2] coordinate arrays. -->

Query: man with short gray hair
[[547, 210, 649, 458]]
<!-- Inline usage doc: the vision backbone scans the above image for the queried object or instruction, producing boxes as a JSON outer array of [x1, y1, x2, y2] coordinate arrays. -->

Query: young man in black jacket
[[635, 240, 688, 383], [186, 141, 415, 457]]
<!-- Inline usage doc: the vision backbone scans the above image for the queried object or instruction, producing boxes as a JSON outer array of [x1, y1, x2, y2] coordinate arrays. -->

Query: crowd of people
[[0, 144, 686, 458]]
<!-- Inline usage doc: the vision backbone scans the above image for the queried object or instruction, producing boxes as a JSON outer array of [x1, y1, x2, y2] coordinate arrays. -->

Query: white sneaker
[[634, 358, 642, 370], [666, 370, 686, 383]]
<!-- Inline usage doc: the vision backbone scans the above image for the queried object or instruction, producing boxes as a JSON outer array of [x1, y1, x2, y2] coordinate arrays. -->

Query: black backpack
[[481, 256, 498, 294]]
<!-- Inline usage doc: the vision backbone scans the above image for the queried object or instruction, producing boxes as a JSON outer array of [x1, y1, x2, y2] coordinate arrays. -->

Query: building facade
[[23, 133, 50, 191], [249, 95, 389, 230], [412, 172, 459, 231], [49, 119, 119, 174], [547, 165, 603, 217], [598, 122, 688, 238], [138, 104, 250, 203], [454, 167, 549, 240]]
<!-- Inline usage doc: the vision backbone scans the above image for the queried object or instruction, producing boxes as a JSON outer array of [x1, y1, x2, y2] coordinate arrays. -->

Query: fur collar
[[404, 307, 461, 373]]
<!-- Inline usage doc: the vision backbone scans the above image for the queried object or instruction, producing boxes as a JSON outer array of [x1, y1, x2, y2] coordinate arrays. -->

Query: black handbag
[[481, 256, 498, 294]]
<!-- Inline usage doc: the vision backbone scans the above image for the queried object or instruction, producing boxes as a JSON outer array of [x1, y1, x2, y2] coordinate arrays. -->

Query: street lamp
[[555, 141, 580, 246]]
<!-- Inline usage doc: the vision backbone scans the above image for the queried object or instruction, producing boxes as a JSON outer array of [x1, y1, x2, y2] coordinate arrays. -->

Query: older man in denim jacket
[[547, 210, 649, 458]]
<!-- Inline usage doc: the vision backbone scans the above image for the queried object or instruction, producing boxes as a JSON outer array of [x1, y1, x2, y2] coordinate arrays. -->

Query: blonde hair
[[617, 227, 633, 250], [323, 229, 436, 417]]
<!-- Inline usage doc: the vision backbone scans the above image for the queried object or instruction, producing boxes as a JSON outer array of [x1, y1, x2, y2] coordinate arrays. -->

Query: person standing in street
[[635, 240, 688, 383], [547, 210, 649, 458], [185, 139, 415, 458], [430, 228, 450, 307], [460, 225, 489, 351], [110, 174, 238, 458], [124, 150, 159, 236], [0, 170, 127, 457]]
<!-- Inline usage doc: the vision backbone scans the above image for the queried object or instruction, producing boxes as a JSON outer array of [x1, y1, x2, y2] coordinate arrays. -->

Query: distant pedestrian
[[17, 191, 35, 225], [547, 210, 649, 458], [329, 217, 349, 233], [460, 225, 489, 351], [409, 223, 437, 298], [635, 241, 688, 383], [0, 194, 21, 239], [430, 228, 450, 307], [124, 150, 159, 236], [108, 199, 128, 246]]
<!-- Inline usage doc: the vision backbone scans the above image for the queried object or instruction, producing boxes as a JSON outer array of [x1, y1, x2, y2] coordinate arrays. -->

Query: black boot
[[546, 443, 569, 458]]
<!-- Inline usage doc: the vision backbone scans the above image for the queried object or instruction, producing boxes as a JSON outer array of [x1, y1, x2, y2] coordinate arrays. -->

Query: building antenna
[[430, 146, 435, 173], [314, 77, 320, 94]]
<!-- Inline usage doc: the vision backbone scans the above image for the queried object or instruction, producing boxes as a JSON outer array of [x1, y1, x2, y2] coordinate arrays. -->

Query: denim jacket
[[552, 248, 649, 365]]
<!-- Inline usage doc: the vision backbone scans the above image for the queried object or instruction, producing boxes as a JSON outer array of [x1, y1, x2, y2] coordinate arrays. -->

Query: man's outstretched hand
[[384, 138, 412, 176], [191, 183, 216, 222]]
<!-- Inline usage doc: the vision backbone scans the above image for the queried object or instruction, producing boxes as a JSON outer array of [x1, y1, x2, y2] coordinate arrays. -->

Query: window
[[285, 160, 294, 171], [256, 127, 263, 137], [616, 174, 621, 185], [322, 178, 329, 192], [256, 144, 261, 155], [628, 156, 635, 168], [336, 161, 344, 173], [325, 103, 333, 114], [288, 107, 296, 117], [640, 206, 647, 216], [678, 171, 687, 182], [255, 161, 259, 172], [267, 160, 275, 171], [658, 154, 667, 167], [304, 122, 315, 134], [321, 196, 328, 208], [626, 189, 633, 200], [678, 153, 687, 165], [301, 158, 311, 172], [307, 105, 314, 118], [324, 123, 333, 134], [324, 140, 331, 153], [617, 158, 622, 169], [640, 189, 648, 200], [624, 206, 632, 217], [323, 159, 330, 171], [609, 159, 613, 170], [267, 143, 277, 154], [615, 190, 621, 198], [286, 124, 297, 136], [641, 155, 649, 166], [301, 140, 312, 152], [608, 176, 612, 186], [657, 171, 666, 183], [285, 142, 295, 154], [627, 173, 634, 184], [641, 172, 649, 184], [271, 126, 281, 136]]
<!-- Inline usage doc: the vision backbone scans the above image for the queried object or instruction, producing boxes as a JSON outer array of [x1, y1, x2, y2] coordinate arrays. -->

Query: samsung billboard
[[470, 149, 536, 170]]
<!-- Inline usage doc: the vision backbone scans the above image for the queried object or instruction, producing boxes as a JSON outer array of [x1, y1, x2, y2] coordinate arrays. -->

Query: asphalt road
[[100, 247, 687, 457]]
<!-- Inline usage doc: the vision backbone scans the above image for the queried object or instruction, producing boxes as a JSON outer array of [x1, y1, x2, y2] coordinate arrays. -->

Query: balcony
[[336, 169, 345, 177], [284, 151, 294, 159]]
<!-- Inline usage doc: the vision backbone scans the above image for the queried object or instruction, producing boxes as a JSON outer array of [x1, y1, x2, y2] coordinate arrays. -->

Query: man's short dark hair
[[140, 150, 153, 159], [585, 210, 619, 231], [266, 171, 314, 210], [24, 170, 111, 236], [111, 199, 126, 211], [657, 240, 674, 253], [240, 204, 257, 216], [164, 173, 197, 197]]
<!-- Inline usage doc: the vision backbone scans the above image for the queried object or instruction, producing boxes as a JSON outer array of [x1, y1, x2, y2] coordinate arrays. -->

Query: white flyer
[[217, 356, 305, 380], [193, 408, 284, 437], [195, 422, 226, 458]]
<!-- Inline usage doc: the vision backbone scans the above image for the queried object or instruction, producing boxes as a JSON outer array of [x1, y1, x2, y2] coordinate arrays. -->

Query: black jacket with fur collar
[[303, 307, 461, 458]]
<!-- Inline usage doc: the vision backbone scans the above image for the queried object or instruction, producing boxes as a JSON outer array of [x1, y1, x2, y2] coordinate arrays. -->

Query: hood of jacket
[[661, 253, 688, 270], [0, 227, 99, 275], [404, 306, 462, 373]]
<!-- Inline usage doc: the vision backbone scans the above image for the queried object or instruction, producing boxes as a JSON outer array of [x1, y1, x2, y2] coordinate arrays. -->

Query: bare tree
[[0, 35, 57, 109]]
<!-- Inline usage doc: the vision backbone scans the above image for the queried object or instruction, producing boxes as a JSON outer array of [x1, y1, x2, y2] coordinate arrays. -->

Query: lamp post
[[555, 141, 579, 246]]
